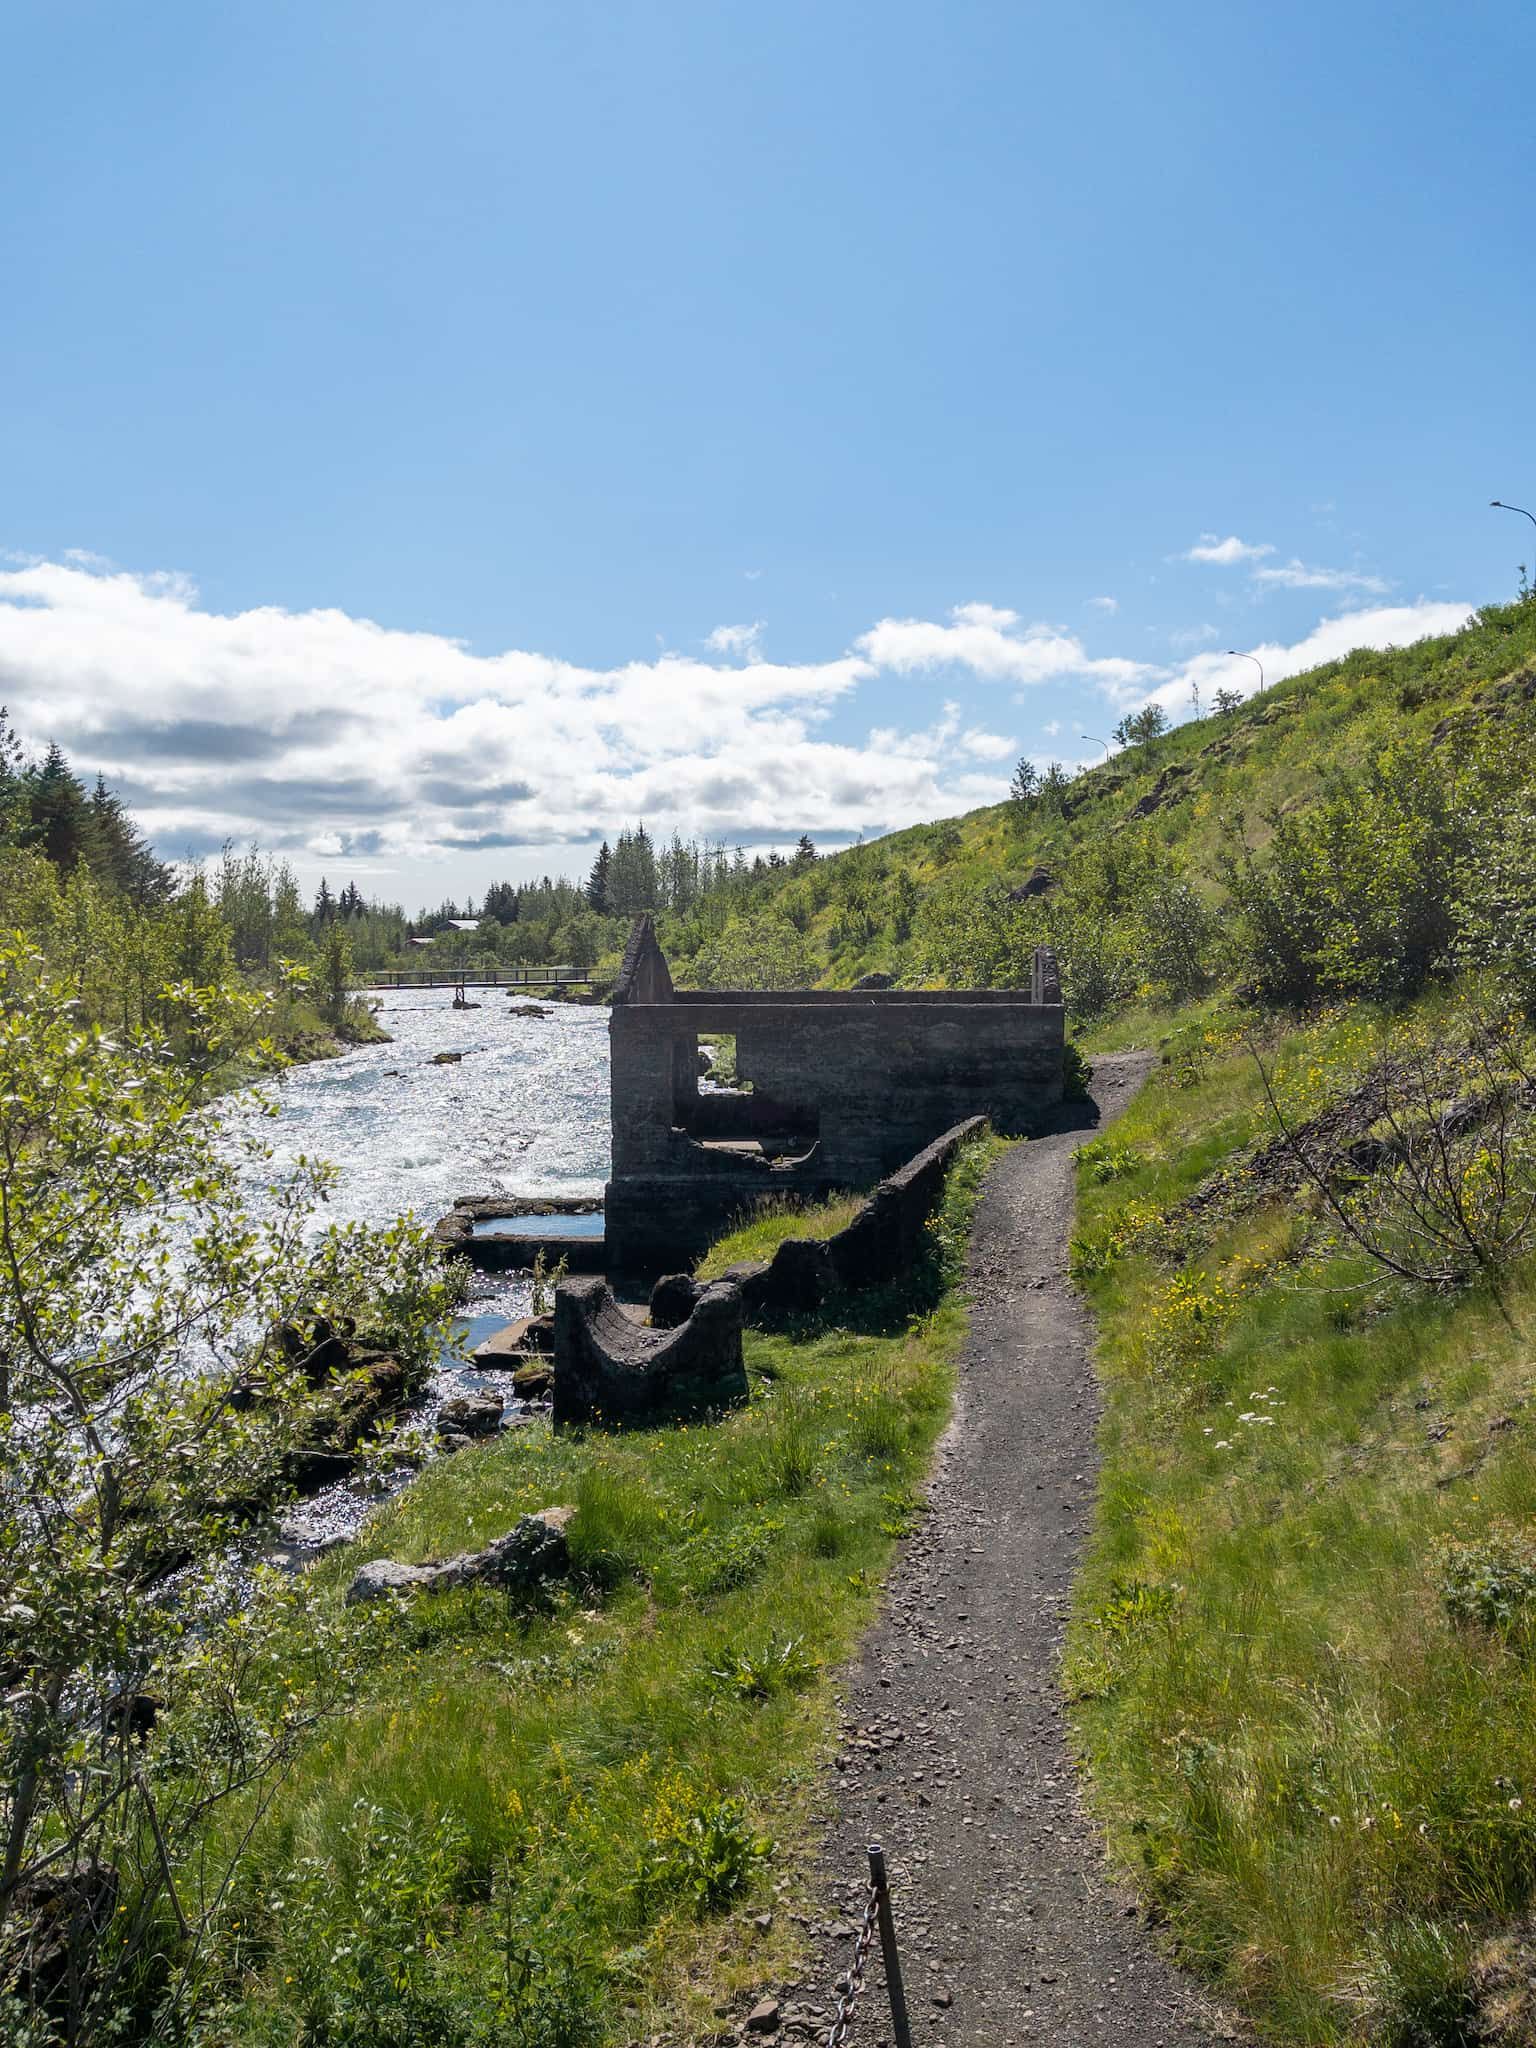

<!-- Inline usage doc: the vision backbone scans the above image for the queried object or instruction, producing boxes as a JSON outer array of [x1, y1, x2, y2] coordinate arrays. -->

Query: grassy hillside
[[1066, 996, 1536, 2044], [653, 594, 1536, 1026]]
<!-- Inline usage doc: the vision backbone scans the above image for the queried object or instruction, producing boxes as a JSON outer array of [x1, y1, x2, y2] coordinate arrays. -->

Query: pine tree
[[88, 774, 172, 905], [482, 881, 519, 925], [586, 841, 612, 914], [1010, 758, 1040, 811], [794, 834, 818, 864], [24, 743, 98, 873], [314, 877, 335, 924]]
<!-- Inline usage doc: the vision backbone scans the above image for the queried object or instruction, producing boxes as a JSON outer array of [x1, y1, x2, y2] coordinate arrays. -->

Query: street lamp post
[[1225, 650, 1265, 694], [1081, 732, 1111, 763], [1491, 500, 1536, 589]]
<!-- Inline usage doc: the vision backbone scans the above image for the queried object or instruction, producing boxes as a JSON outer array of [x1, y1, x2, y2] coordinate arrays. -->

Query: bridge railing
[[363, 965, 587, 989]]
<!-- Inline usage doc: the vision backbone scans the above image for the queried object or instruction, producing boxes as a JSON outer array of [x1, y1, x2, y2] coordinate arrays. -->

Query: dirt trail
[[786, 1052, 1243, 2048]]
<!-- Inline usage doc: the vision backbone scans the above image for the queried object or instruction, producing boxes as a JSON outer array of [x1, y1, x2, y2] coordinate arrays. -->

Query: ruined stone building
[[604, 918, 1065, 1270]]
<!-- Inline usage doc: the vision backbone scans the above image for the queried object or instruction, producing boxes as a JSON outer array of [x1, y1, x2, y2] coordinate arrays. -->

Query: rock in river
[[437, 1392, 503, 1437]]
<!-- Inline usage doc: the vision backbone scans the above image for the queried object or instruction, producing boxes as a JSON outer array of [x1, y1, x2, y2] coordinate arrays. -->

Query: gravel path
[[774, 1053, 1244, 2048]]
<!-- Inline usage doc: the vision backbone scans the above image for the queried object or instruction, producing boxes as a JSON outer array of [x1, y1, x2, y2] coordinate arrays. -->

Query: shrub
[[633, 1780, 772, 1918], [704, 1634, 819, 1703], [1439, 1526, 1536, 1634], [1077, 1138, 1147, 1185]]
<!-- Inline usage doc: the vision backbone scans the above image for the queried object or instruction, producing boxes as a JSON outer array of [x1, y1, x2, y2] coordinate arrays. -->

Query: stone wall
[[603, 919, 1062, 1273], [720, 1116, 988, 1321]]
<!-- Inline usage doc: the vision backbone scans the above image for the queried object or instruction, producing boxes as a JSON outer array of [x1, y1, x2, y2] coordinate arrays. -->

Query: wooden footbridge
[[362, 965, 598, 991]]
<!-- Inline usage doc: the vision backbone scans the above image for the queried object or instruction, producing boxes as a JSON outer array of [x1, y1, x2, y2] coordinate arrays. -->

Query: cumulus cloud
[[1087, 594, 1118, 612], [0, 560, 1471, 894], [856, 601, 1153, 692], [705, 620, 764, 658], [0, 561, 1016, 877], [1182, 533, 1276, 565]]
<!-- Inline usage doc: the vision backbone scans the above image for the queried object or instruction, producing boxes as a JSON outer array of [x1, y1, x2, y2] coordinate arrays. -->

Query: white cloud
[[0, 561, 1023, 886], [1087, 594, 1118, 613], [958, 727, 1017, 761], [1252, 559, 1389, 594], [1137, 600, 1475, 721], [705, 620, 765, 659], [857, 601, 1152, 692], [0, 560, 1472, 902], [1169, 621, 1220, 651], [1183, 533, 1275, 566]]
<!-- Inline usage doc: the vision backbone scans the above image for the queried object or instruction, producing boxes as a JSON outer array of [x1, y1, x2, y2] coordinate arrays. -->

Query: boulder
[[851, 970, 894, 990], [344, 1507, 575, 1605], [1007, 865, 1057, 902], [437, 1392, 503, 1437], [512, 1361, 553, 1399], [764, 1235, 833, 1313], [508, 1002, 552, 1018], [649, 1271, 703, 1329], [553, 1275, 747, 1427], [432, 1050, 464, 1065], [433, 1506, 574, 1592], [474, 1314, 555, 1363], [7, 1863, 119, 2007], [347, 1558, 438, 1603]]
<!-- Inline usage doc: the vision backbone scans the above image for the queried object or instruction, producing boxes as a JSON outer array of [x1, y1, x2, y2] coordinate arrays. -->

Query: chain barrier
[[823, 1845, 913, 2048], [824, 1879, 879, 2048]]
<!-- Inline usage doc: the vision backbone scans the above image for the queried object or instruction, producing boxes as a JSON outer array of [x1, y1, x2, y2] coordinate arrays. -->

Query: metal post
[[867, 1845, 913, 2048]]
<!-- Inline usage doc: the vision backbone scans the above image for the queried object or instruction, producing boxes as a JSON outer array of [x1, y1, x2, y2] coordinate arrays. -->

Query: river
[[228, 988, 612, 1558]]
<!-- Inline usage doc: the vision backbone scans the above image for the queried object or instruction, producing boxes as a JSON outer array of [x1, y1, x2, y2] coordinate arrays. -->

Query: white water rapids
[[221, 989, 613, 1557]]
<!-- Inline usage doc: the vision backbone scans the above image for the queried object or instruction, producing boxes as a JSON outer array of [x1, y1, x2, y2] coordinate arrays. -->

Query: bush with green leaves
[[1440, 1527, 1536, 1635], [633, 1787, 772, 1919], [0, 940, 455, 2042]]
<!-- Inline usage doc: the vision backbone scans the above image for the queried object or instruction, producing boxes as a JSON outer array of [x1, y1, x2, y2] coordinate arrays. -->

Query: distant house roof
[[408, 936, 434, 946], [448, 919, 480, 931]]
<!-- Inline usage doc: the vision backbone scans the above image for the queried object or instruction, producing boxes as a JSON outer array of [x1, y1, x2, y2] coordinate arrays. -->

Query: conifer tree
[[586, 840, 612, 913], [24, 742, 97, 872], [88, 773, 172, 905]]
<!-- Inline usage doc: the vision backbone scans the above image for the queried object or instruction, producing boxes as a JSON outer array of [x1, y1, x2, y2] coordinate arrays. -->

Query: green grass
[[645, 593, 1536, 996], [1067, 1001, 1536, 2044], [213, 1134, 1002, 2046], [693, 1190, 867, 1279]]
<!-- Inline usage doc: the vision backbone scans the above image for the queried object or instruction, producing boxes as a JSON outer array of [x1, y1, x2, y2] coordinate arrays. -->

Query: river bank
[[225, 988, 613, 1558]]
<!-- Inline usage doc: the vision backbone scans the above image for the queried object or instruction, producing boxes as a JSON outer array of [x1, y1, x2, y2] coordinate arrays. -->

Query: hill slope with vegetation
[[640, 593, 1536, 1024]]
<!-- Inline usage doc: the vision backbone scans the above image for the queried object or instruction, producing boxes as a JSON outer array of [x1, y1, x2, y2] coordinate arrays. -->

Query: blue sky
[[2, 0, 1532, 905]]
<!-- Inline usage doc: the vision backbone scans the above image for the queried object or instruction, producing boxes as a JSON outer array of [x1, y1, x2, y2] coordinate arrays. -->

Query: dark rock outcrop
[[553, 1276, 747, 1427], [437, 1392, 503, 1438], [346, 1506, 575, 1604], [851, 970, 895, 990], [1007, 866, 1057, 902]]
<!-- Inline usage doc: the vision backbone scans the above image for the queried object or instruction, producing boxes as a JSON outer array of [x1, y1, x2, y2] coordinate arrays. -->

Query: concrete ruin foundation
[[604, 918, 1065, 1273]]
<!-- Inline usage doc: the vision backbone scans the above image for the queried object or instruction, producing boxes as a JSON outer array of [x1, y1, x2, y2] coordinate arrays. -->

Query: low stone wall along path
[[799, 1052, 1243, 2048]]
